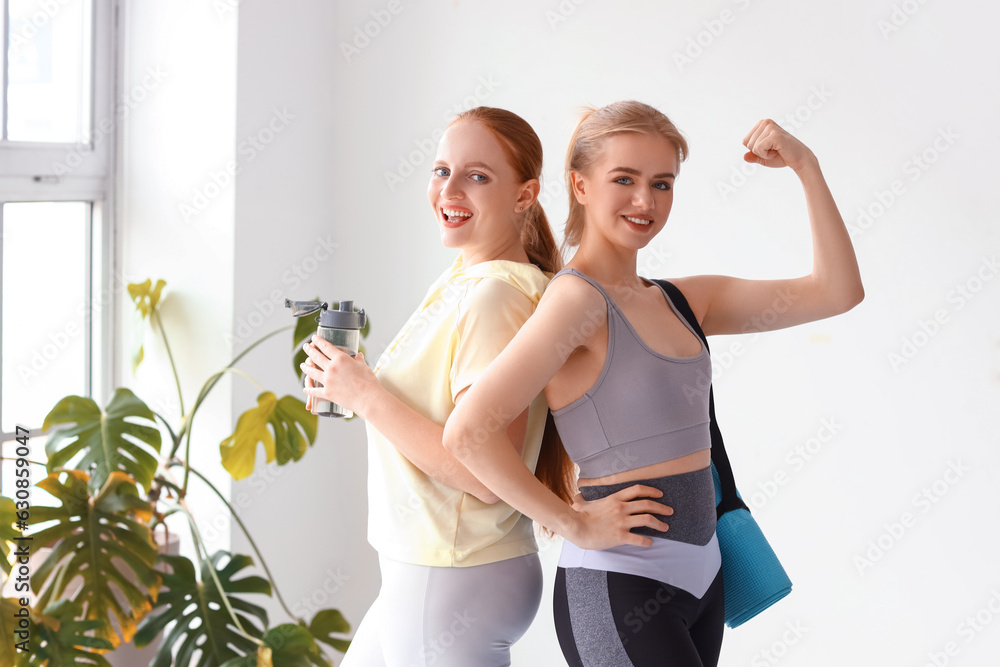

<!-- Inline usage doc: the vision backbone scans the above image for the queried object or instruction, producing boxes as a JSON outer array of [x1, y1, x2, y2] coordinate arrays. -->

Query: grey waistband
[[578, 466, 717, 546]]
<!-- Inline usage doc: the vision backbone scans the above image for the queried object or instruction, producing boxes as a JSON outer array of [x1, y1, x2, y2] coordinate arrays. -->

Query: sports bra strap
[[551, 267, 610, 296]]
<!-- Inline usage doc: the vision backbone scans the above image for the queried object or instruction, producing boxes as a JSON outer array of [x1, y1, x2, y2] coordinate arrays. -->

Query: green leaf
[[219, 624, 330, 667], [128, 278, 166, 374], [131, 327, 145, 376], [128, 278, 167, 320], [17, 599, 115, 666], [262, 624, 330, 667], [220, 393, 277, 481], [308, 609, 351, 654], [220, 393, 317, 480], [42, 387, 162, 493], [1, 496, 20, 577], [0, 598, 27, 666], [134, 551, 270, 667], [28, 470, 160, 648], [270, 395, 317, 466]]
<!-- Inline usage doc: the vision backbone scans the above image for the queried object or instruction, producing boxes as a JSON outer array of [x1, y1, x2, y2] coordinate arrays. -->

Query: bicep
[[672, 273, 842, 336]]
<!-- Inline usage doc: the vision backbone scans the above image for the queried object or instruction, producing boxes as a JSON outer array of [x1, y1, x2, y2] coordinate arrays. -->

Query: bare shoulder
[[541, 270, 607, 314], [662, 274, 729, 325], [518, 270, 609, 354]]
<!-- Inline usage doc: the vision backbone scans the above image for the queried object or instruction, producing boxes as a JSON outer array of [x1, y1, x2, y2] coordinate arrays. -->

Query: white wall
[[225, 1, 1000, 665], [118, 0, 236, 566]]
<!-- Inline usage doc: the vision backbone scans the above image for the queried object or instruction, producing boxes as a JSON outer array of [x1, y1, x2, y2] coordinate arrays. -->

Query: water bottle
[[285, 299, 367, 418]]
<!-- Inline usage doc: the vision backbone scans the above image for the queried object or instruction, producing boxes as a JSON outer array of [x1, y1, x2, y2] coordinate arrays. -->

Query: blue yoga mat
[[712, 464, 793, 628]]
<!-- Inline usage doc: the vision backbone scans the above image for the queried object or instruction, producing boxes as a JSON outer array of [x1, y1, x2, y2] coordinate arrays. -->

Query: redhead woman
[[300, 107, 671, 667], [444, 101, 864, 666]]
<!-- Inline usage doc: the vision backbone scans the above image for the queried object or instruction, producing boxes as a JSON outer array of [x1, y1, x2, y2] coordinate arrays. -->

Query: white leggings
[[341, 553, 543, 667]]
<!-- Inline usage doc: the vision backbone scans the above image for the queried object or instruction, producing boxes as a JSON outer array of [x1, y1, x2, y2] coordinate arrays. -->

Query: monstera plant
[[0, 278, 367, 666]]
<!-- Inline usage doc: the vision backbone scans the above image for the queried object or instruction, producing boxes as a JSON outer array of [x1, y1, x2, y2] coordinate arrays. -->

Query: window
[[0, 0, 116, 494]]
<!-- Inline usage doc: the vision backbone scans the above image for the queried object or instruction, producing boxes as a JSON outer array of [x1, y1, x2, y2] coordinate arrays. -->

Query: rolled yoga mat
[[712, 464, 793, 628]]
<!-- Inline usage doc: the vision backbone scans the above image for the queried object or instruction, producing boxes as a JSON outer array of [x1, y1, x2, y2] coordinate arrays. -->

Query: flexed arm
[[673, 119, 864, 335]]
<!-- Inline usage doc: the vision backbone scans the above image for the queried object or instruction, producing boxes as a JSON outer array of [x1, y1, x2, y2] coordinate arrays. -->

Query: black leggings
[[553, 567, 725, 667]]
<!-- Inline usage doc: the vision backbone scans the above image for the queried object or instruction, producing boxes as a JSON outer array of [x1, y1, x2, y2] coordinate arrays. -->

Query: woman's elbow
[[837, 281, 865, 314], [442, 418, 473, 460], [443, 423, 500, 503]]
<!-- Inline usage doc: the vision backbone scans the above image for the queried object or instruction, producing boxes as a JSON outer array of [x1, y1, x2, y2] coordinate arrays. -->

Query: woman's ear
[[515, 178, 541, 213], [569, 171, 588, 205]]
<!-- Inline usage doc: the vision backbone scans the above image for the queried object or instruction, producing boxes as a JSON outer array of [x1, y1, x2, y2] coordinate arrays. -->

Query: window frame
[[0, 0, 117, 448]]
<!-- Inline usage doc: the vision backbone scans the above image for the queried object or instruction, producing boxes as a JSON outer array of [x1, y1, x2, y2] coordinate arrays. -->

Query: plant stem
[[170, 325, 294, 460], [152, 310, 185, 419], [180, 367, 264, 493], [175, 461, 303, 623], [0, 456, 47, 467], [152, 412, 181, 463], [168, 498, 263, 647]]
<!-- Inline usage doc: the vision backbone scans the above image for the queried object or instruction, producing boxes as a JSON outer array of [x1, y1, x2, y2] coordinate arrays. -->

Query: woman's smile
[[440, 206, 474, 227]]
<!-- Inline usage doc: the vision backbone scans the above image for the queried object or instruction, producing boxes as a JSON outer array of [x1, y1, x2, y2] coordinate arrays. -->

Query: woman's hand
[[300, 336, 381, 419], [742, 119, 817, 172], [567, 485, 673, 550]]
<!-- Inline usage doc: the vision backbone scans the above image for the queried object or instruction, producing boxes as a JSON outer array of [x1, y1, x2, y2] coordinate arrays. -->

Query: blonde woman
[[445, 101, 863, 666]]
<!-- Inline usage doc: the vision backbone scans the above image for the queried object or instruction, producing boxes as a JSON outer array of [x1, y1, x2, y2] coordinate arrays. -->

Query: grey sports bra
[[550, 268, 713, 479]]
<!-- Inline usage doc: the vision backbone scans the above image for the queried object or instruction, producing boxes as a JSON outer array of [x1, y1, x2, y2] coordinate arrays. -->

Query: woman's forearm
[[362, 385, 500, 504], [794, 155, 865, 311], [444, 420, 582, 538]]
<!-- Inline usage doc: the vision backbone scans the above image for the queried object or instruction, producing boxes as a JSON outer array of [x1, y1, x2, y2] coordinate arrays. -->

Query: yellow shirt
[[366, 254, 551, 567]]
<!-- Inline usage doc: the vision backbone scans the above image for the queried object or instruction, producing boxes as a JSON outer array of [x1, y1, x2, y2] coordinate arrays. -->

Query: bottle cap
[[284, 299, 366, 330]]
